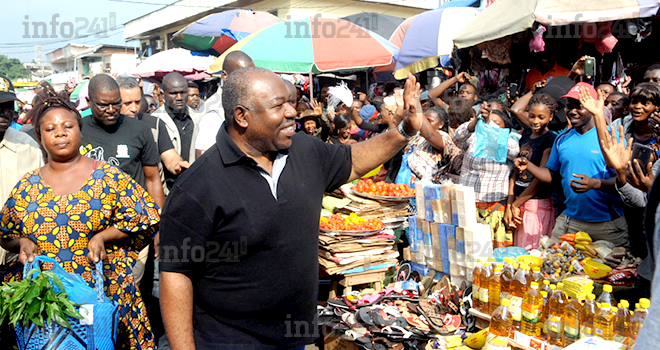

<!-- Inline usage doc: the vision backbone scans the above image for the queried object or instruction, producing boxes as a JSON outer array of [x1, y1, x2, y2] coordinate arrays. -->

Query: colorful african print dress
[[0, 163, 159, 350]]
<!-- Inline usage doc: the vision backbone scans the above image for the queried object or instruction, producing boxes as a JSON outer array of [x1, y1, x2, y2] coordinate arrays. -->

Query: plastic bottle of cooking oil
[[562, 294, 582, 346], [541, 279, 551, 294], [556, 282, 568, 304], [546, 284, 564, 346], [630, 298, 650, 344], [521, 282, 543, 337], [580, 293, 598, 338], [489, 266, 503, 314], [597, 284, 617, 307], [594, 303, 615, 340], [472, 259, 483, 312], [500, 257, 515, 298], [531, 266, 543, 285], [541, 291, 549, 336], [478, 260, 493, 313], [613, 299, 632, 347], [489, 298, 513, 337], [509, 264, 531, 331]]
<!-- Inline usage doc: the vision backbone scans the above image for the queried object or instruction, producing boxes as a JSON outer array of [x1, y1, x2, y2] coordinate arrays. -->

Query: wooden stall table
[[328, 268, 388, 298]]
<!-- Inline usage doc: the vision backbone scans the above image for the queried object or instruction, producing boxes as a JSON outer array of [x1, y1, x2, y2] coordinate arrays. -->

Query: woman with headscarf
[[0, 82, 159, 349]]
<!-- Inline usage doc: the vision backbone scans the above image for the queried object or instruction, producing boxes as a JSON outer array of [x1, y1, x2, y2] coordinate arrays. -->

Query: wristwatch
[[397, 121, 420, 141]]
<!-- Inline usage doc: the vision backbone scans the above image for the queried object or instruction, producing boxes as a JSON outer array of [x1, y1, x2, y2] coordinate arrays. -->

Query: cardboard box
[[325, 332, 360, 350]]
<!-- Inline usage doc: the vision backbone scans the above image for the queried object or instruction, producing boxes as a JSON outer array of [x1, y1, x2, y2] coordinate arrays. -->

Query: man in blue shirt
[[517, 82, 628, 247]]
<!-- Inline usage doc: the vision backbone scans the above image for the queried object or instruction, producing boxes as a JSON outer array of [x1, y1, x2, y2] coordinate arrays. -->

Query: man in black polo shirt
[[81, 74, 164, 208], [160, 68, 423, 350]]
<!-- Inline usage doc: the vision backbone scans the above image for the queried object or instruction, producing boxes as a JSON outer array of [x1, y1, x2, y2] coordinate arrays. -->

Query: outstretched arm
[[428, 72, 471, 109], [349, 74, 422, 181]]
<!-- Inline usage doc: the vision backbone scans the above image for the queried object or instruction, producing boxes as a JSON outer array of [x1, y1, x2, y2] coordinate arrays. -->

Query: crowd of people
[[1, 45, 660, 349]]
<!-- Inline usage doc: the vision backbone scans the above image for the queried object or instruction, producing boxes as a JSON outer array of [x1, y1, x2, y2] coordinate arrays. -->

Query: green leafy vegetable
[[0, 269, 83, 330]]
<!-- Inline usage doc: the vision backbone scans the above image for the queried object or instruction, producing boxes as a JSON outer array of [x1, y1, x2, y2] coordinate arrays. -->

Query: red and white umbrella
[[131, 48, 215, 79]]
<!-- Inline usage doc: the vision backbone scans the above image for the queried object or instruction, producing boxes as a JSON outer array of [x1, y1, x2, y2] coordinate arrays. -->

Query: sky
[[0, 0, 174, 63]]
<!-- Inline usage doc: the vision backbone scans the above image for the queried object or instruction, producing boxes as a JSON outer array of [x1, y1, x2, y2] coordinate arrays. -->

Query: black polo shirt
[[160, 123, 352, 349]]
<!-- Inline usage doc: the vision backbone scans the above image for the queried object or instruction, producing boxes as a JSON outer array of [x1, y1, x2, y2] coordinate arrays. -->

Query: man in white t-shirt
[[195, 51, 254, 157]]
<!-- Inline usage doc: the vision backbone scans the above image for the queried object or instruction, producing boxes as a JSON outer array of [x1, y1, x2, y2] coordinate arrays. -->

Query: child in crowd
[[505, 93, 558, 250]]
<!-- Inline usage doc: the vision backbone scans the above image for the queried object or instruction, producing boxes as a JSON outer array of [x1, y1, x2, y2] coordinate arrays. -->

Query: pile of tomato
[[352, 179, 415, 197], [320, 213, 383, 231]]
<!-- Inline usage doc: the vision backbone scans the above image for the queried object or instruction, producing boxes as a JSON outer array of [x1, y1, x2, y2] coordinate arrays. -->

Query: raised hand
[[599, 125, 633, 172], [456, 72, 471, 84], [532, 80, 546, 93], [311, 99, 323, 116], [401, 74, 422, 134], [628, 159, 655, 193], [579, 86, 604, 117], [569, 55, 590, 77]]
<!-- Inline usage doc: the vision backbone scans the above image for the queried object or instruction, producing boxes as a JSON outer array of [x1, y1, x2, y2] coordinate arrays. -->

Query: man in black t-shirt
[[81, 74, 164, 208], [160, 68, 425, 350]]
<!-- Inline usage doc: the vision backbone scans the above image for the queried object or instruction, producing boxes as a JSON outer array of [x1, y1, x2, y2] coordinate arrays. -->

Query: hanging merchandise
[[580, 22, 618, 55], [529, 24, 546, 53], [480, 37, 513, 65], [626, 17, 653, 42]]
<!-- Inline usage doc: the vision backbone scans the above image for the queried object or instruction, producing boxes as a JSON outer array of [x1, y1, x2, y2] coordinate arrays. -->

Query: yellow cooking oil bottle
[[540, 290, 549, 336], [489, 266, 503, 314], [509, 263, 531, 331], [546, 284, 564, 346], [521, 282, 543, 337], [562, 294, 582, 346], [478, 260, 493, 313], [531, 266, 543, 285], [594, 302, 615, 340], [580, 293, 598, 338], [613, 299, 632, 348], [489, 298, 513, 337], [630, 298, 650, 345], [500, 257, 516, 298], [541, 279, 551, 294], [472, 260, 483, 312]]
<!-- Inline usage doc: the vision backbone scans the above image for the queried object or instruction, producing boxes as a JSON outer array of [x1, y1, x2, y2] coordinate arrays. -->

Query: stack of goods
[[319, 213, 399, 275], [479, 266, 653, 350], [562, 276, 594, 302], [406, 180, 493, 285], [322, 180, 415, 231], [321, 277, 470, 349]]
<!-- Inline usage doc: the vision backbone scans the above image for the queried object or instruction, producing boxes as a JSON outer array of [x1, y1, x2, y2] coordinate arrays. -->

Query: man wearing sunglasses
[[81, 74, 165, 209]]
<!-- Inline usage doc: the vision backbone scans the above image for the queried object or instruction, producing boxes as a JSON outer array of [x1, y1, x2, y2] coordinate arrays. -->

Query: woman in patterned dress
[[0, 83, 159, 350]]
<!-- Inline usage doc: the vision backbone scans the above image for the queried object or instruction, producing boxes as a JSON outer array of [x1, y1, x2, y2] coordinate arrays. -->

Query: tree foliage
[[0, 55, 29, 80]]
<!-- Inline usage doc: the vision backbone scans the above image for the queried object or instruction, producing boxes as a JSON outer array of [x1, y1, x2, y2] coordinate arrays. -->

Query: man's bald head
[[222, 67, 273, 120], [222, 51, 255, 80], [162, 72, 188, 92], [88, 74, 119, 100]]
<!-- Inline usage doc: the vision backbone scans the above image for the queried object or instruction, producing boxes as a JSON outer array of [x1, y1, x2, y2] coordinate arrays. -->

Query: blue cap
[[359, 105, 377, 121], [421, 91, 430, 101]]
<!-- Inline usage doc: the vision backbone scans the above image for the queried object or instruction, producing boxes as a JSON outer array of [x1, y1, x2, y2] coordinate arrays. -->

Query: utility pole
[[35, 45, 42, 81]]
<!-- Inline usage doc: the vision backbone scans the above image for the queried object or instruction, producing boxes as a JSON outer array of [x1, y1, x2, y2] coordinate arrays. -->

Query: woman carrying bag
[[0, 82, 160, 349]]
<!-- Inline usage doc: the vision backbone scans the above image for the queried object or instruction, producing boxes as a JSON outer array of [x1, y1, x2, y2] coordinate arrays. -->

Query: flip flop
[[405, 315, 431, 332], [417, 300, 454, 335]]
